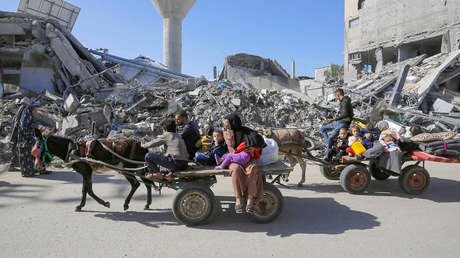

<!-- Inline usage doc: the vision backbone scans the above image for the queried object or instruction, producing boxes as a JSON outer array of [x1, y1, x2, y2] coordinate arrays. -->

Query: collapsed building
[[344, 0, 460, 84], [219, 53, 300, 92]]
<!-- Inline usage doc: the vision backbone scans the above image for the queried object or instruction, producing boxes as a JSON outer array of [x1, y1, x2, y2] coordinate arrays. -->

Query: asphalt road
[[1, 161, 460, 257]]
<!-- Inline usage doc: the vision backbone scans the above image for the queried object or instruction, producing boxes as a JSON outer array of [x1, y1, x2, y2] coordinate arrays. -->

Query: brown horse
[[263, 129, 315, 186], [34, 129, 152, 211]]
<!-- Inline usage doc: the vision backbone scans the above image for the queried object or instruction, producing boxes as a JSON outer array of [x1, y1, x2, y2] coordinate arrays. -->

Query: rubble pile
[[1, 79, 330, 142], [343, 51, 460, 133]]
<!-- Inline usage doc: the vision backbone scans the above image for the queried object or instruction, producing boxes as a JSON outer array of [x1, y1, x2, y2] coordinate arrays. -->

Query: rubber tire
[[399, 165, 430, 195], [249, 183, 283, 223], [369, 160, 390, 181], [340, 164, 371, 194], [320, 165, 341, 180], [172, 183, 215, 226]]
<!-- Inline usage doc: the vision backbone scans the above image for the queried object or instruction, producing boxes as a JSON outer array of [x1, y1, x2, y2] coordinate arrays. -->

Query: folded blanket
[[410, 132, 457, 142], [433, 149, 460, 160]]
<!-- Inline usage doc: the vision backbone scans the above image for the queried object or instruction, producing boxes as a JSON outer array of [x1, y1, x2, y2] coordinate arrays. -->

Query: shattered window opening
[[358, 0, 366, 10], [349, 52, 362, 61], [349, 17, 360, 28]]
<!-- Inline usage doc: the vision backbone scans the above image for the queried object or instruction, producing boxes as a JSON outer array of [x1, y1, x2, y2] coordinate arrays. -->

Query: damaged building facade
[[344, 0, 460, 86]]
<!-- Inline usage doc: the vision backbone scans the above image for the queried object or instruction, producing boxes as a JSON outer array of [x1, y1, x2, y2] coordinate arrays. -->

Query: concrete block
[[231, 98, 241, 106], [433, 98, 454, 113], [61, 115, 79, 135], [64, 93, 79, 113]]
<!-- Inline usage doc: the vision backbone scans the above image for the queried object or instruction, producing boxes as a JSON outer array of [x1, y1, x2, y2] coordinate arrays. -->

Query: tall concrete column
[[163, 17, 182, 73], [152, 0, 196, 73], [291, 59, 295, 79]]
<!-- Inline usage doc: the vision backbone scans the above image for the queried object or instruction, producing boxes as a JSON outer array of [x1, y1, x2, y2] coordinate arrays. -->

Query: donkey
[[34, 129, 152, 212], [262, 129, 315, 186]]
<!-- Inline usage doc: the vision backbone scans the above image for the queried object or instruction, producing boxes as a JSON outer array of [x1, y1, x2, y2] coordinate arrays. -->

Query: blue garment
[[361, 129, 379, 140], [179, 121, 201, 160], [362, 138, 374, 149], [195, 139, 227, 165], [145, 153, 188, 173], [320, 121, 347, 150]]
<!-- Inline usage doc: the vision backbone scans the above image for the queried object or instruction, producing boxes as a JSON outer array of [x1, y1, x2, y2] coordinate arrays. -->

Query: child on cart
[[346, 125, 365, 157], [361, 123, 379, 149], [195, 126, 214, 154], [325, 127, 349, 163], [195, 129, 228, 165], [214, 136, 265, 170], [142, 118, 189, 181]]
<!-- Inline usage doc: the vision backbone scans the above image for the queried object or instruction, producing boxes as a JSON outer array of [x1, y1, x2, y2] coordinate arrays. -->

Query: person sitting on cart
[[320, 88, 353, 152], [361, 123, 379, 149], [142, 118, 189, 181], [175, 110, 201, 160], [325, 127, 349, 163], [214, 139, 264, 170], [195, 126, 214, 154], [195, 129, 228, 165], [346, 125, 363, 157]]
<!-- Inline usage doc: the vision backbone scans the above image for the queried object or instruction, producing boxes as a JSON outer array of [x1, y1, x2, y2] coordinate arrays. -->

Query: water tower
[[151, 0, 196, 73]]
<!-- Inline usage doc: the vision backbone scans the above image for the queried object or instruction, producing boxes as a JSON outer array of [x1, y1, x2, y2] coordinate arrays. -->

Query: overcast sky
[[3, 0, 345, 79]]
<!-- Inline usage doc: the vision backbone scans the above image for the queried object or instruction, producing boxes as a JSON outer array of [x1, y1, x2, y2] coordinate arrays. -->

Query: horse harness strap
[[96, 139, 145, 165]]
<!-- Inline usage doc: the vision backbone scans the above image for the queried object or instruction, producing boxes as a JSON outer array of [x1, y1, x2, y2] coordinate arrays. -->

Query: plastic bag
[[257, 137, 279, 166]]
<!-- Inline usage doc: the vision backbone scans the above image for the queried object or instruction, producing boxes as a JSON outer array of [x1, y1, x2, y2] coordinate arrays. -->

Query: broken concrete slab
[[433, 98, 454, 113], [64, 93, 79, 113], [414, 50, 460, 105]]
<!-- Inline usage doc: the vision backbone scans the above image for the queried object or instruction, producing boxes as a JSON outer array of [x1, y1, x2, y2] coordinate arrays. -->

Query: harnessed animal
[[33, 128, 153, 212], [262, 128, 316, 186]]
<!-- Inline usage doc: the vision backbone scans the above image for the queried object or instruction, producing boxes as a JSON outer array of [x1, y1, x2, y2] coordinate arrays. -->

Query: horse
[[33, 129, 152, 212], [262, 129, 315, 186]]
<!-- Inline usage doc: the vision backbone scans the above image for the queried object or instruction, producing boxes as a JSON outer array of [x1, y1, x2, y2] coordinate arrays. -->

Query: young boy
[[195, 129, 227, 165], [195, 126, 213, 154], [325, 127, 349, 163], [142, 118, 189, 181]]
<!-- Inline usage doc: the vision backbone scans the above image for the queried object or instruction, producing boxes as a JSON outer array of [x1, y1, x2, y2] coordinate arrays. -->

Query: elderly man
[[320, 88, 353, 151], [175, 110, 200, 160]]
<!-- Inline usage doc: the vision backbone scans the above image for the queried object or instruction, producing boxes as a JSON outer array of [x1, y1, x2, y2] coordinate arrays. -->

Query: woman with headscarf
[[223, 113, 265, 214], [17, 105, 39, 177]]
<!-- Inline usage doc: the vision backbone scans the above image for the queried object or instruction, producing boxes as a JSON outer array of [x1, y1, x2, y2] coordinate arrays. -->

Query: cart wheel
[[320, 165, 341, 180], [340, 164, 371, 194], [369, 160, 390, 181], [399, 165, 430, 195], [249, 183, 283, 223], [172, 183, 215, 226]]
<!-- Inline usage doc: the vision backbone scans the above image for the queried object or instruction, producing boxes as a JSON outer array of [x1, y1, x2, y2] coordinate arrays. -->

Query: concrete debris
[[63, 93, 79, 114], [219, 53, 300, 92], [340, 50, 460, 134], [2, 6, 460, 165]]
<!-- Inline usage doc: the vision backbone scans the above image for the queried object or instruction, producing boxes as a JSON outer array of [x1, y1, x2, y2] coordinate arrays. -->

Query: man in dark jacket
[[320, 88, 353, 151], [175, 110, 201, 160]]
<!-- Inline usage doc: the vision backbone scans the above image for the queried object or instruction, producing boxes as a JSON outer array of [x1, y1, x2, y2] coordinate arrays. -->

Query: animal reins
[[96, 139, 146, 165]]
